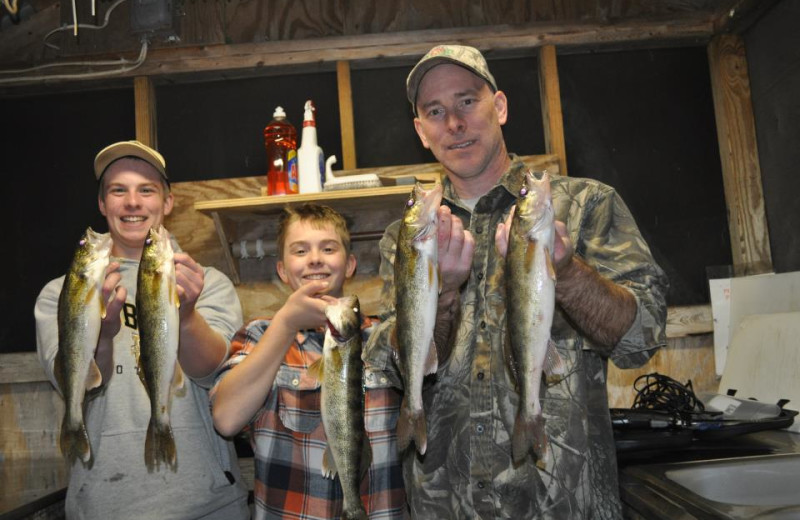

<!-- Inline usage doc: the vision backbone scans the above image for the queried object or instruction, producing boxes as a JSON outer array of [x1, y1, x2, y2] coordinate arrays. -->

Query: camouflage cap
[[406, 44, 498, 115], [94, 140, 168, 182]]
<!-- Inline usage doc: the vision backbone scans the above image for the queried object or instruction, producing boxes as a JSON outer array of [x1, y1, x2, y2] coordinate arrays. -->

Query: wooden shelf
[[194, 184, 418, 217]]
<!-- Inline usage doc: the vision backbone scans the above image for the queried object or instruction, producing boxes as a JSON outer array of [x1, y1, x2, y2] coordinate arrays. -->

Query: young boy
[[211, 204, 406, 520]]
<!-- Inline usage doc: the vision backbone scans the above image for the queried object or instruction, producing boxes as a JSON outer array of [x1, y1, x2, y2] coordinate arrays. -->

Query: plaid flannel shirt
[[212, 316, 407, 520]]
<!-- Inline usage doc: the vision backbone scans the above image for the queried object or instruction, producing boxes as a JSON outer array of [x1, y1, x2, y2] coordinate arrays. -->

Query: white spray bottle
[[297, 100, 324, 194]]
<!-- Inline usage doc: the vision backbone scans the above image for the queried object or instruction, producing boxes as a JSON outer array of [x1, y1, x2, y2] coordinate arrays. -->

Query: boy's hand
[[276, 280, 338, 332], [174, 252, 204, 318]]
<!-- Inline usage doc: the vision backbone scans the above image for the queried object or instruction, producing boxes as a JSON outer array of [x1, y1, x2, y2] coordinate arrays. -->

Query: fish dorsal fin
[[544, 339, 567, 384], [85, 360, 103, 391], [170, 278, 180, 310], [321, 445, 337, 479], [503, 328, 520, 388], [307, 358, 324, 381], [172, 362, 186, 397], [525, 239, 538, 271], [137, 355, 148, 395], [85, 285, 98, 307], [424, 340, 438, 376], [99, 290, 108, 320], [390, 327, 404, 377], [54, 354, 65, 395], [545, 246, 556, 281]]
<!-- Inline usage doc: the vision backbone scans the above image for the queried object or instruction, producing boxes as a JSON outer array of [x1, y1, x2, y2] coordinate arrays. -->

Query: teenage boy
[[211, 204, 406, 520], [35, 140, 249, 519]]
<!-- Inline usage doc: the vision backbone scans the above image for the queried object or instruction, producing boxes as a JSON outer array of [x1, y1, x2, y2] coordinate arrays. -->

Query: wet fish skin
[[394, 182, 443, 455], [136, 225, 183, 472], [506, 170, 556, 465], [55, 227, 112, 467], [309, 295, 370, 520]]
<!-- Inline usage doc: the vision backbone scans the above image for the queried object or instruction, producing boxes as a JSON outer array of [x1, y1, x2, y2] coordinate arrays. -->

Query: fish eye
[[406, 197, 414, 207], [145, 238, 152, 246], [520, 187, 528, 196], [79, 239, 87, 246]]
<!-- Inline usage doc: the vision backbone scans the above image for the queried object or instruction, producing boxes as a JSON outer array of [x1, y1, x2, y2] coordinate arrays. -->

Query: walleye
[[394, 182, 442, 455], [55, 227, 112, 467], [506, 170, 558, 465], [309, 295, 370, 520], [136, 225, 183, 472]]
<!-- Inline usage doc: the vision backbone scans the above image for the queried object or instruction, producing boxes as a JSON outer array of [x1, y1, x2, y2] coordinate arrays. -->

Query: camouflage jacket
[[364, 155, 669, 519]]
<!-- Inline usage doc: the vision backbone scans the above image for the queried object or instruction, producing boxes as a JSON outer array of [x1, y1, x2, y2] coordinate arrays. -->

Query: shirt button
[[380, 376, 387, 384], [477, 372, 485, 380], [476, 424, 484, 434], [291, 378, 299, 386], [476, 226, 483, 234], [477, 481, 485, 489], [477, 271, 484, 281], [480, 321, 487, 330]]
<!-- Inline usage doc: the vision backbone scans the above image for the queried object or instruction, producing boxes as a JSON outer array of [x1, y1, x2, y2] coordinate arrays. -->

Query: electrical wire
[[43, 0, 129, 50], [630, 372, 707, 423], [0, 39, 148, 84]]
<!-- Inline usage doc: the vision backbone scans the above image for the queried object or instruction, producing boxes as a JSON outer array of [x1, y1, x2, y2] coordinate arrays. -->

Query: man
[[364, 45, 669, 518], [35, 140, 249, 519]]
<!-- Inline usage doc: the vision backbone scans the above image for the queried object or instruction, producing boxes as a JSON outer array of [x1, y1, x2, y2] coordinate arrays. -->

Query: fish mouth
[[326, 319, 345, 341]]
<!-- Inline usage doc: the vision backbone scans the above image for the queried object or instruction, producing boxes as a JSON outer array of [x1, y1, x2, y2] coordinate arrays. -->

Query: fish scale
[[55, 227, 112, 467], [136, 225, 183, 472], [506, 170, 557, 466], [309, 295, 370, 520], [394, 182, 442, 456]]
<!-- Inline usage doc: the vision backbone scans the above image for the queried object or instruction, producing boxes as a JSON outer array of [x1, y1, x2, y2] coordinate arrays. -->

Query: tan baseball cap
[[406, 44, 498, 115], [94, 140, 168, 181]]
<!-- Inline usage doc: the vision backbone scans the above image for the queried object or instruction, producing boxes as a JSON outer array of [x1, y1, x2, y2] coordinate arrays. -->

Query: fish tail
[[397, 399, 427, 455], [341, 506, 369, 520], [145, 419, 177, 472], [60, 417, 92, 466], [511, 412, 548, 465]]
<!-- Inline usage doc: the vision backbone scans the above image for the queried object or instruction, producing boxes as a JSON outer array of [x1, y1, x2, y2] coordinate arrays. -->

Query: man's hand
[[437, 205, 474, 297], [495, 208, 573, 272]]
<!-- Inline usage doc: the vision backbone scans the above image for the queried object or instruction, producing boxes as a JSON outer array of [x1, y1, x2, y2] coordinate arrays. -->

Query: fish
[[55, 227, 112, 467], [505, 170, 558, 465], [394, 182, 442, 455], [136, 225, 183, 472], [308, 295, 371, 520]]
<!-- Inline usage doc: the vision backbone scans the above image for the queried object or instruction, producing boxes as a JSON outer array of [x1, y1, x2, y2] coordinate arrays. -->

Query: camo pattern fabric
[[363, 155, 669, 519]]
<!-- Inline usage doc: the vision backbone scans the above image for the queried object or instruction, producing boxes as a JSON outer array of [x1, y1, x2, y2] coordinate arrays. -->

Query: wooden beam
[[538, 45, 568, 176], [0, 14, 716, 87], [134, 76, 158, 148], [336, 61, 357, 170], [707, 34, 772, 276]]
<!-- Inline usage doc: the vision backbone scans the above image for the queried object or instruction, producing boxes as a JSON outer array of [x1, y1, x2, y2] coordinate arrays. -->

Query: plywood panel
[[608, 333, 718, 408]]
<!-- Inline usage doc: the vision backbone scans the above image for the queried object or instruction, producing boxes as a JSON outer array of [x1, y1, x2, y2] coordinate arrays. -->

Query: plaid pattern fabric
[[212, 317, 407, 520]]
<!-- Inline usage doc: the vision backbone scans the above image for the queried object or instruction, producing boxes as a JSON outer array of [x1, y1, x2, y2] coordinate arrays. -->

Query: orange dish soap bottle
[[264, 106, 298, 195]]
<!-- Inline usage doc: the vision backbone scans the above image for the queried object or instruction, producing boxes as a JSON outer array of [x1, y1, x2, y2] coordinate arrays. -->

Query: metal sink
[[620, 452, 800, 519], [665, 453, 800, 507]]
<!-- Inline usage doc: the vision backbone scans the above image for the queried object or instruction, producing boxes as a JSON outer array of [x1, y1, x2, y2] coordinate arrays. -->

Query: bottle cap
[[273, 106, 287, 119]]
